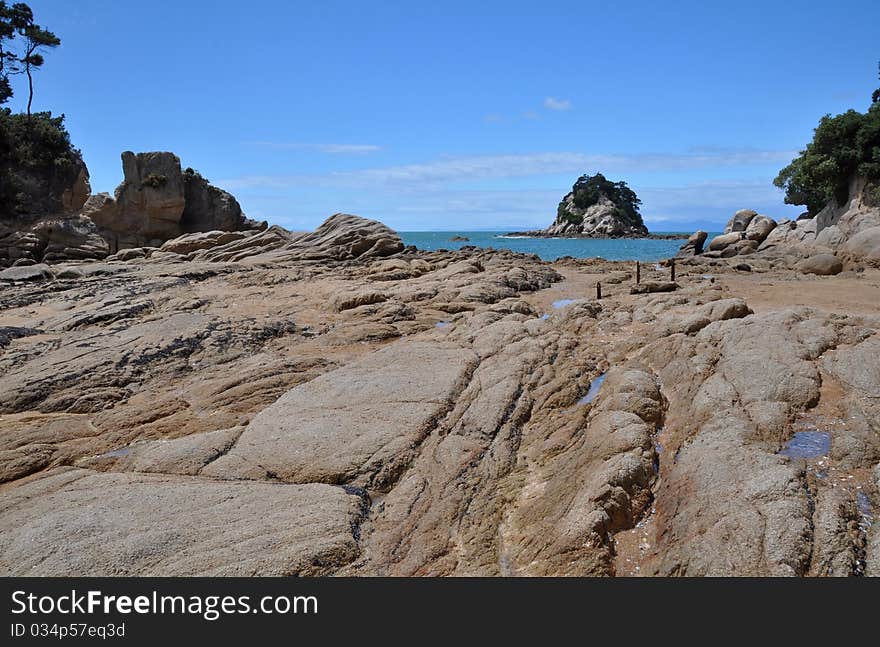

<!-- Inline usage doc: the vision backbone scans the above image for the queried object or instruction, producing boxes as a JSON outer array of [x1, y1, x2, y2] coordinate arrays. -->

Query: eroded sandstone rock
[[0, 467, 365, 576], [203, 342, 478, 488]]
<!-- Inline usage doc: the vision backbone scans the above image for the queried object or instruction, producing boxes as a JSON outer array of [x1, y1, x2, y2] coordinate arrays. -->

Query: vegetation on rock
[[141, 173, 168, 189], [0, 108, 83, 218], [0, 2, 72, 219], [774, 71, 880, 215], [556, 172, 643, 227], [0, 2, 59, 114]]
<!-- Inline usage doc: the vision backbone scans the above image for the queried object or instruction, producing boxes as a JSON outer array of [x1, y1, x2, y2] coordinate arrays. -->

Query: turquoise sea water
[[399, 231, 699, 262]]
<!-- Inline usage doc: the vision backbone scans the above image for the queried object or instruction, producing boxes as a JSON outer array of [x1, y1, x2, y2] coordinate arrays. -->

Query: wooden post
[[670, 258, 676, 282], [596, 281, 602, 300], [636, 261, 641, 284]]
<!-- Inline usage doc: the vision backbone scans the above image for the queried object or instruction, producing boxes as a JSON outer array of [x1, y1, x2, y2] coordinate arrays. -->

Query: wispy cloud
[[543, 97, 572, 111], [247, 141, 382, 154], [218, 148, 796, 192], [389, 182, 797, 229]]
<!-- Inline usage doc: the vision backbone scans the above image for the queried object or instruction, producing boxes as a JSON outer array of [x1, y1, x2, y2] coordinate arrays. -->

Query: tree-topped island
[[508, 172, 674, 238]]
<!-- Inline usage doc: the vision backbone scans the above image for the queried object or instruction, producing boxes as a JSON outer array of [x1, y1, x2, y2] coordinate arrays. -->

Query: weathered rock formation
[[763, 176, 880, 267], [676, 230, 707, 257], [1, 151, 258, 267], [681, 176, 880, 268], [1, 220, 877, 577], [93, 152, 254, 252]]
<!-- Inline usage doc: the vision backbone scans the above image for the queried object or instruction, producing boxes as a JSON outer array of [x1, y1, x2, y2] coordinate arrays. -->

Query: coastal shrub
[[774, 102, 880, 215], [141, 173, 167, 189], [557, 202, 582, 224], [184, 166, 208, 182], [0, 108, 82, 217]]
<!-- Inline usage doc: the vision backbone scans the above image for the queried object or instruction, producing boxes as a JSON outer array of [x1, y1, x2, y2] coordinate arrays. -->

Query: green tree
[[18, 19, 59, 117], [0, 108, 82, 217], [0, 2, 34, 105], [773, 103, 880, 215]]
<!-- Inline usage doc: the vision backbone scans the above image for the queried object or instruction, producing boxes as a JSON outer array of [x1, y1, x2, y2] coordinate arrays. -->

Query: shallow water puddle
[[857, 491, 874, 530], [778, 431, 831, 460], [539, 313, 550, 321], [99, 446, 131, 459], [577, 373, 607, 406], [435, 321, 450, 329], [552, 299, 575, 309]]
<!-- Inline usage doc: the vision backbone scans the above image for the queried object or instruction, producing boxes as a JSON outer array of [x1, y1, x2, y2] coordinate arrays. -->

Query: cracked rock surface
[[0, 220, 878, 577]]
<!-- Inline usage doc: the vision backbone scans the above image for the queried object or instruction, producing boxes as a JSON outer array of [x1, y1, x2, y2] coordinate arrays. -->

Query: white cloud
[[543, 97, 573, 111], [218, 148, 796, 192], [247, 142, 381, 154]]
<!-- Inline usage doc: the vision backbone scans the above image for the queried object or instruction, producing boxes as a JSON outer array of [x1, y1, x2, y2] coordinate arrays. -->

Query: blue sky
[[7, 0, 880, 231]]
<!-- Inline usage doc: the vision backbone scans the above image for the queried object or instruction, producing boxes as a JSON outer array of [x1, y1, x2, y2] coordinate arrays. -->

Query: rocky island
[[507, 172, 685, 239]]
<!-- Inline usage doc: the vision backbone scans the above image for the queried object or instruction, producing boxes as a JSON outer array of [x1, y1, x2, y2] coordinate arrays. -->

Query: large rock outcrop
[[0, 151, 257, 266], [685, 176, 880, 265], [100, 152, 251, 249], [162, 214, 405, 264], [114, 151, 187, 241], [762, 176, 880, 266], [180, 168, 245, 233]]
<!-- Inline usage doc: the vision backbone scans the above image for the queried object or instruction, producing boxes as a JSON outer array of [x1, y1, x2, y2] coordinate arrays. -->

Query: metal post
[[670, 258, 676, 282], [636, 261, 640, 284], [596, 281, 602, 300]]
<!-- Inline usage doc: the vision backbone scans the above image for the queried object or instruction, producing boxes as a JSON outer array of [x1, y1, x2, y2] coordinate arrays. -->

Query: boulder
[[708, 232, 742, 251], [797, 254, 843, 276], [722, 239, 759, 257], [79, 193, 118, 230], [744, 215, 777, 242], [30, 216, 109, 263], [630, 281, 679, 294], [107, 247, 151, 262], [0, 263, 53, 282], [160, 230, 247, 255], [676, 230, 707, 257], [840, 226, 880, 267], [725, 209, 757, 234]]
